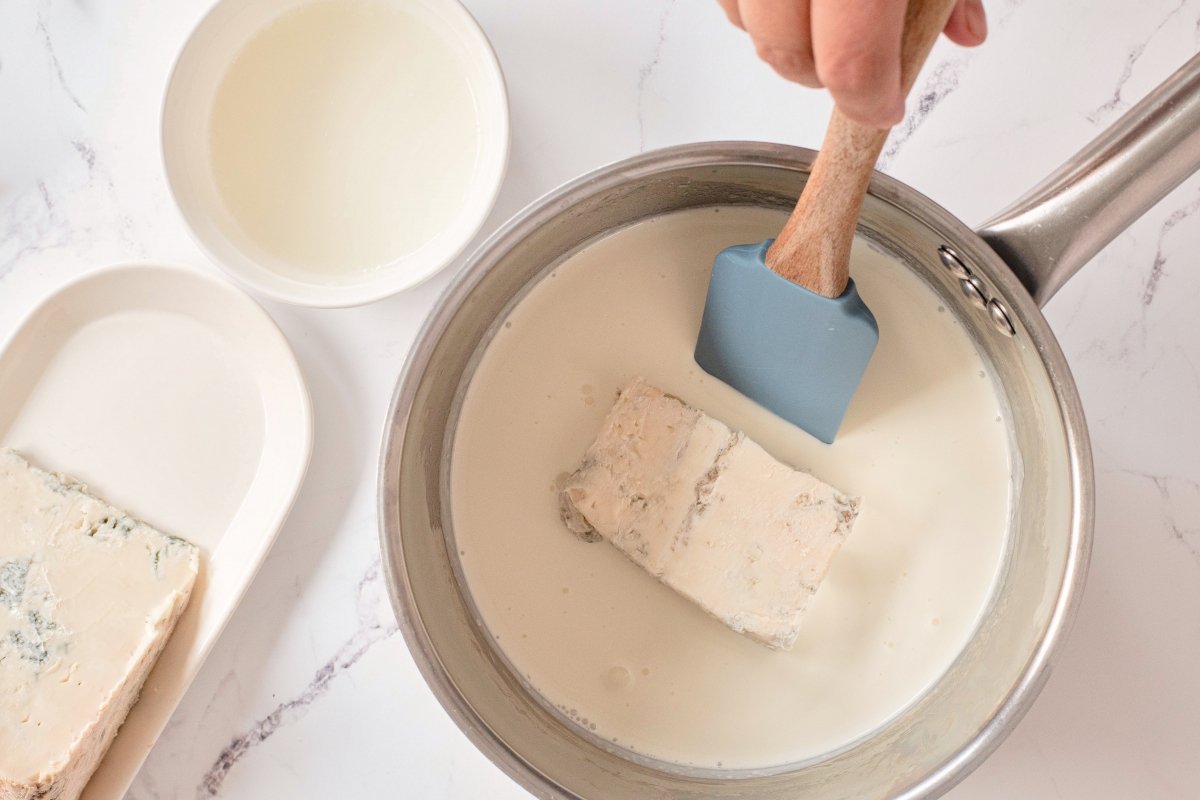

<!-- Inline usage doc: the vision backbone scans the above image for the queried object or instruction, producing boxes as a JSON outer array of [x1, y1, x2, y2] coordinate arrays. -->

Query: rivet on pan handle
[[937, 244, 1015, 337], [978, 54, 1200, 308]]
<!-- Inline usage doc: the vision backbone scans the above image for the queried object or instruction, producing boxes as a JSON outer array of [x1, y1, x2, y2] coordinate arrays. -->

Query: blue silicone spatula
[[695, 0, 957, 443]]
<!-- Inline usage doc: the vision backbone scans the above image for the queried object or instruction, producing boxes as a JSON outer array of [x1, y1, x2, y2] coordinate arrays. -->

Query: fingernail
[[966, 0, 987, 42]]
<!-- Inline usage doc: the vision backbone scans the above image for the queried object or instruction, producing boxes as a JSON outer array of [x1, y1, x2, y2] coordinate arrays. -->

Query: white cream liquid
[[450, 207, 1013, 769], [209, 0, 481, 281]]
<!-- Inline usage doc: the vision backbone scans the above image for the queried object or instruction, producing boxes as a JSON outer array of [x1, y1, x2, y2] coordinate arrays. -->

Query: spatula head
[[694, 240, 878, 444]]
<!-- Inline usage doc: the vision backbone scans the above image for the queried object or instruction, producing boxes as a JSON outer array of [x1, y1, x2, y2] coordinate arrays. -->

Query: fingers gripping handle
[[767, 0, 959, 297]]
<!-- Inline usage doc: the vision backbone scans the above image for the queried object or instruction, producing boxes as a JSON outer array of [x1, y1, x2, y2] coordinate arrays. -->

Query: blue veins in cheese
[[559, 379, 860, 650], [0, 448, 199, 800]]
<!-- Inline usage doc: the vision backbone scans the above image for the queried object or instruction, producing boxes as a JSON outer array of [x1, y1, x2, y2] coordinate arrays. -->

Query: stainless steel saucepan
[[379, 56, 1200, 798]]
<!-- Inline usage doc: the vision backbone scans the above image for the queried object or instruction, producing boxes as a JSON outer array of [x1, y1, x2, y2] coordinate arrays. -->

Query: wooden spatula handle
[[766, 0, 959, 296]]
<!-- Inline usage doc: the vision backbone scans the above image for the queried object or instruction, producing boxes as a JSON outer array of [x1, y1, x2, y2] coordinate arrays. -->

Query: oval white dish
[[0, 264, 312, 799]]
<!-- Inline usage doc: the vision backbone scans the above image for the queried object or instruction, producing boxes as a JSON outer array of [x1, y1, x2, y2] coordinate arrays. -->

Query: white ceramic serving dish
[[161, 0, 509, 308], [0, 264, 312, 798]]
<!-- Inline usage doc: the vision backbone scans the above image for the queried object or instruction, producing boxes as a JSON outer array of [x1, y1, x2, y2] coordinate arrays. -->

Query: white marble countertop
[[2, 0, 1199, 797]]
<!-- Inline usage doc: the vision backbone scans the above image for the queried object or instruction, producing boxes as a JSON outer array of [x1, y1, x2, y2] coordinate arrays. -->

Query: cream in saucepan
[[450, 206, 1012, 769]]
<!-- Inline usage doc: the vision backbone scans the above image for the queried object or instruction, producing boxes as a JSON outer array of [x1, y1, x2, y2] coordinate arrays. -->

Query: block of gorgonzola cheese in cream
[[559, 379, 860, 650], [0, 449, 199, 800]]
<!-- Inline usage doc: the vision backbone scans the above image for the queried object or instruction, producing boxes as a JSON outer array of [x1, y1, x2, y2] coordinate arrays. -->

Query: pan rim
[[378, 140, 1094, 799]]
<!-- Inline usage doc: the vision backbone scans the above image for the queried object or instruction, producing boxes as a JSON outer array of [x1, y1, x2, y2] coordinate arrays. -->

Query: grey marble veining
[[637, 0, 678, 152], [1142, 186, 1200, 308], [880, 57, 966, 169], [0, 180, 69, 280], [880, 0, 1029, 170], [1088, 0, 1193, 125], [195, 562, 399, 798], [1, 0, 1198, 798], [35, 0, 86, 113]]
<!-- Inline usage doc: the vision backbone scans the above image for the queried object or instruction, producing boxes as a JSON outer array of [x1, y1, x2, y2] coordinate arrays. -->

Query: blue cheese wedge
[[560, 379, 859, 650], [0, 449, 199, 800]]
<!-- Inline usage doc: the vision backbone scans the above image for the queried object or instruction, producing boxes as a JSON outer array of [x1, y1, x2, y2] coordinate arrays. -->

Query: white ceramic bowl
[[162, 0, 509, 308]]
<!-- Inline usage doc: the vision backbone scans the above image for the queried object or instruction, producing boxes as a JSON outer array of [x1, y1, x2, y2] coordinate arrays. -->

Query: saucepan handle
[[977, 53, 1200, 308]]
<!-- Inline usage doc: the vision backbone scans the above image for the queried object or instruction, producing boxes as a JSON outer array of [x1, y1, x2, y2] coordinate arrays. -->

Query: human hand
[[717, 0, 987, 127]]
